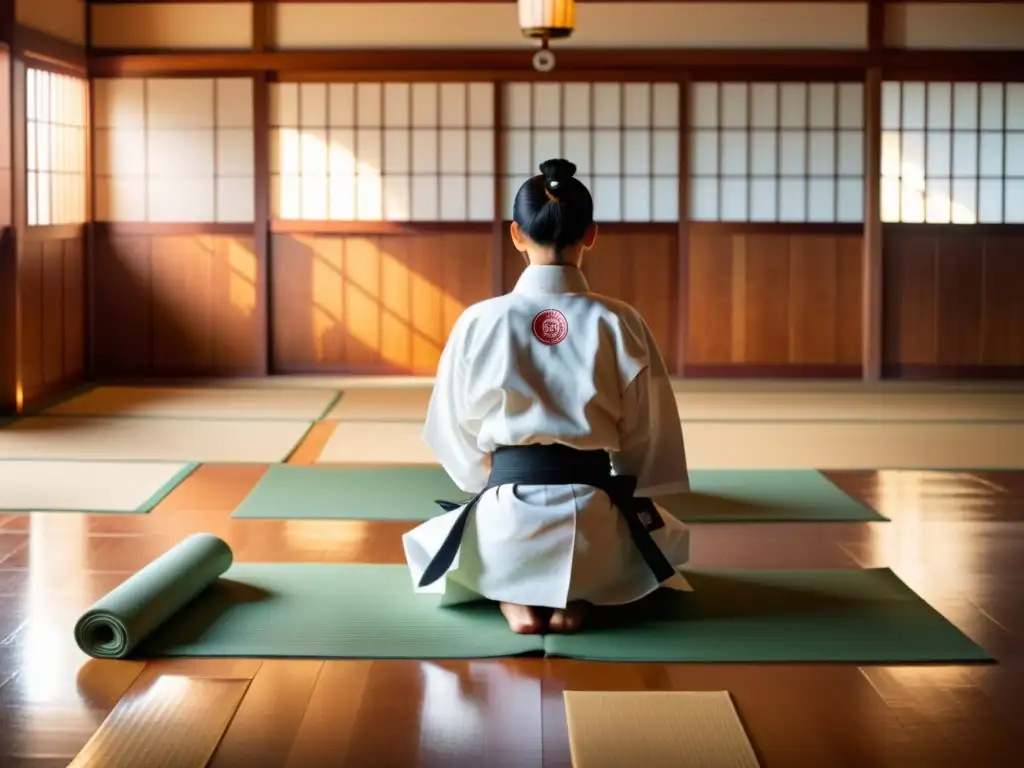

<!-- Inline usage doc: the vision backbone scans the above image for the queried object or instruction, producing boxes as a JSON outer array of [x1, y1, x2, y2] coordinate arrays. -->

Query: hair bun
[[539, 158, 577, 199]]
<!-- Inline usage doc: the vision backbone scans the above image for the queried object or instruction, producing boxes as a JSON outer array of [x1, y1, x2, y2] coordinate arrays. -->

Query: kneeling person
[[403, 159, 691, 634]]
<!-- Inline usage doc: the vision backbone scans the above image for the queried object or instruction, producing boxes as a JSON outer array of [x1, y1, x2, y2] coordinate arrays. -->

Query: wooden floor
[[0, 466, 1023, 766]]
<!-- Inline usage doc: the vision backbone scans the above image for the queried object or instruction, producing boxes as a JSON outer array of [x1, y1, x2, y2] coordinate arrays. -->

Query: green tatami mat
[[545, 568, 991, 663], [232, 465, 471, 522], [75, 537, 988, 662], [231, 465, 884, 523]]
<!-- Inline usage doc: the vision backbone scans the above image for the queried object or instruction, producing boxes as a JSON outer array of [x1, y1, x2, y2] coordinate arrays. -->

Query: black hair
[[512, 158, 595, 262]]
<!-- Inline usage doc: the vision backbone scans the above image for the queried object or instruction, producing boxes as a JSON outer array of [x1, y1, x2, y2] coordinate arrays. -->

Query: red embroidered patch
[[532, 309, 569, 346]]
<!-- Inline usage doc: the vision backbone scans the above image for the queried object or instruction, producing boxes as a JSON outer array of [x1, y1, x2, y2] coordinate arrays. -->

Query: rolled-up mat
[[74, 533, 233, 659]]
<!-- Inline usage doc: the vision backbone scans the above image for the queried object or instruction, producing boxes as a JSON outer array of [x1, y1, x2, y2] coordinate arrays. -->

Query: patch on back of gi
[[532, 308, 569, 346]]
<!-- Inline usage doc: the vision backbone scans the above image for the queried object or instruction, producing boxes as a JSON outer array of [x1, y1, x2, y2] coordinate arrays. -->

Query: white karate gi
[[403, 265, 691, 609]]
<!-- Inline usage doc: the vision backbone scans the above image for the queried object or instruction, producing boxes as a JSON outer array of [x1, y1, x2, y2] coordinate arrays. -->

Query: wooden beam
[[89, 49, 872, 77]]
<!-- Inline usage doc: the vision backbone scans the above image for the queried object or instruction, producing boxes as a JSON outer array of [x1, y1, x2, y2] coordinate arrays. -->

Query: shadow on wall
[[92, 229, 264, 378], [270, 232, 494, 375]]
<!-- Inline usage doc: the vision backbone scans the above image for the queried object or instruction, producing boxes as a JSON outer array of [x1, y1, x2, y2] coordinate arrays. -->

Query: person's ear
[[510, 222, 529, 253], [582, 223, 598, 251]]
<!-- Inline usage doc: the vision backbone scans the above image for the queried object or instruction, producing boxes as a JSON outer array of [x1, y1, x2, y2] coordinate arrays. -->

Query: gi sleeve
[[421, 315, 490, 494], [611, 318, 690, 495]]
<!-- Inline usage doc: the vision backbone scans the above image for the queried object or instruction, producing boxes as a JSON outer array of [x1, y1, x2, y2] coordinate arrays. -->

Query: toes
[[500, 603, 546, 634]]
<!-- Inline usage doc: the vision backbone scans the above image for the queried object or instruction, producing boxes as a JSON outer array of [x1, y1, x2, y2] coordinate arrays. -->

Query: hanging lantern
[[518, 0, 576, 73]]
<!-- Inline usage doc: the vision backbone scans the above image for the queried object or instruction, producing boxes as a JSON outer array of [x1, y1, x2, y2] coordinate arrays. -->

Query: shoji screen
[[881, 82, 1024, 224], [269, 82, 495, 221], [26, 69, 88, 226], [500, 82, 681, 222], [92, 78, 255, 223], [689, 82, 865, 223]]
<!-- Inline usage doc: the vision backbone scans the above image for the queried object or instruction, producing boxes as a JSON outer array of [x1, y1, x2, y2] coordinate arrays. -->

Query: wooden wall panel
[[883, 227, 1024, 376], [685, 229, 863, 375], [93, 227, 262, 377], [501, 228, 679, 373], [271, 232, 493, 375], [17, 235, 85, 405]]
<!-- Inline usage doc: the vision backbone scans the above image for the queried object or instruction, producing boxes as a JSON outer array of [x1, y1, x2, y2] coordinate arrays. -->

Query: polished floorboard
[[0, 464, 1023, 766]]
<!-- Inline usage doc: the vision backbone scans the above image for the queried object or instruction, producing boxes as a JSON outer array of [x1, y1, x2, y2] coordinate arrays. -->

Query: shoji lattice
[[269, 82, 495, 222], [27, 69, 88, 226], [689, 82, 865, 223], [881, 82, 1024, 224], [501, 82, 681, 222], [92, 78, 255, 223]]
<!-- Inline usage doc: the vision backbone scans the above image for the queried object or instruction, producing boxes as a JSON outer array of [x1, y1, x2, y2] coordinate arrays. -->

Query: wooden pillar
[[491, 79, 505, 298], [675, 77, 690, 378], [862, 67, 883, 381], [253, 2, 272, 373], [862, 0, 886, 381]]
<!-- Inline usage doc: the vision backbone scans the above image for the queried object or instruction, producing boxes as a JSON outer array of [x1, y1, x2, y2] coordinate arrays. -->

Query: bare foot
[[500, 602, 547, 634], [549, 601, 589, 633]]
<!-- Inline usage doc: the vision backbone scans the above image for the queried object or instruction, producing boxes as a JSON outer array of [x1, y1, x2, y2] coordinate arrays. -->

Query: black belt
[[417, 443, 678, 588]]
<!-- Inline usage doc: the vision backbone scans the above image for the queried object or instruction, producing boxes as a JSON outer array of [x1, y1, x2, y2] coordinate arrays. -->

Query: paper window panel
[[623, 84, 651, 128], [533, 130, 561, 169], [691, 84, 718, 129], [467, 176, 495, 222], [689, 80, 864, 222], [1005, 181, 1024, 223], [300, 84, 328, 127], [468, 130, 493, 174], [439, 175, 468, 220], [880, 81, 1021, 223], [1005, 134, 1024, 176], [356, 84, 383, 127], [357, 172, 383, 220], [592, 177, 622, 220], [27, 69, 88, 226], [383, 175, 412, 220], [622, 178, 651, 221], [592, 84, 621, 128], [280, 80, 495, 222], [147, 177, 215, 222], [652, 84, 679, 129], [719, 179, 748, 221], [216, 79, 253, 129], [533, 83, 561, 128], [651, 178, 678, 222], [499, 81, 679, 221], [468, 84, 494, 128], [750, 179, 777, 221], [563, 84, 591, 128], [690, 178, 718, 220], [384, 84, 410, 128], [217, 178, 255, 223], [147, 79, 215, 130], [411, 176, 439, 220], [807, 179, 836, 222]]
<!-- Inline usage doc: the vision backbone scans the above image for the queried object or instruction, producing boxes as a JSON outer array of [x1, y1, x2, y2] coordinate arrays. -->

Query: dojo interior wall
[[1, 2, 89, 414], [2, 0, 1021, 410]]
